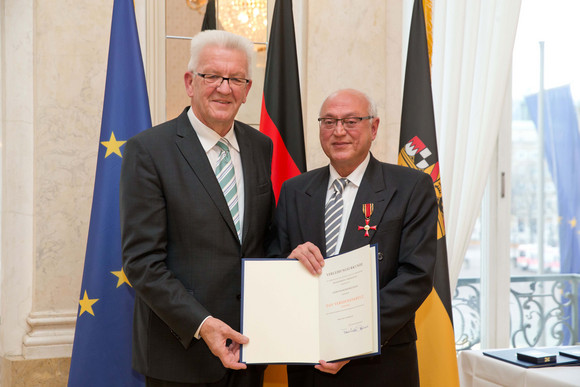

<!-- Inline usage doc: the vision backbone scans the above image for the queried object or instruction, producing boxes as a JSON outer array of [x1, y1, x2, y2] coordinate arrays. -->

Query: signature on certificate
[[342, 324, 369, 334]]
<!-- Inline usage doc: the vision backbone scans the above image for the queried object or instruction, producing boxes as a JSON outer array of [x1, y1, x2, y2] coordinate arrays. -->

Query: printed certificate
[[240, 244, 380, 364]]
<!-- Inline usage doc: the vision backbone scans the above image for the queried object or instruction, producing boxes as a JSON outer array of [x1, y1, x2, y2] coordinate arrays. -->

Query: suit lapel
[[174, 109, 239, 241], [296, 168, 329, 255], [341, 156, 396, 253]]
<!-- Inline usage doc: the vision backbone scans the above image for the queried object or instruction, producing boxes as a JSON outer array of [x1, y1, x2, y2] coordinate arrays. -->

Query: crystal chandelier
[[218, 0, 267, 43], [186, 0, 267, 43]]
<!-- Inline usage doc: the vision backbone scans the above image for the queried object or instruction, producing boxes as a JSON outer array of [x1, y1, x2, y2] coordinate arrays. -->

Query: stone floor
[[1, 356, 70, 387]]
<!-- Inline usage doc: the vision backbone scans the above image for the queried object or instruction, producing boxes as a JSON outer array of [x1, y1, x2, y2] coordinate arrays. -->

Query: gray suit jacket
[[121, 107, 274, 383], [268, 155, 437, 386]]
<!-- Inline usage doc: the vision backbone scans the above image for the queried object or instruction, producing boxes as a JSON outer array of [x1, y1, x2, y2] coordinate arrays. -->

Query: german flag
[[398, 1, 459, 386], [259, 0, 306, 203], [201, 0, 216, 31]]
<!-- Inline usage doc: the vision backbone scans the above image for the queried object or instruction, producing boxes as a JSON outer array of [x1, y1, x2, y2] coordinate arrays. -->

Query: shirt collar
[[187, 107, 239, 153], [328, 152, 371, 190]]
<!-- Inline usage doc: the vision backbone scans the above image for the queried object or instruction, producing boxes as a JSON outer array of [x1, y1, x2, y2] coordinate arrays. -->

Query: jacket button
[[237, 294, 241, 300], [378, 252, 384, 261]]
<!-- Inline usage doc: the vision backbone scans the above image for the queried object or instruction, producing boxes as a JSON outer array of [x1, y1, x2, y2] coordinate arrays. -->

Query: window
[[454, 0, 580, 351]]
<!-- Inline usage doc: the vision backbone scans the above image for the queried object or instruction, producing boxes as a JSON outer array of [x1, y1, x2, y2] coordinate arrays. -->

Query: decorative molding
[[22, 311, 77, 359]]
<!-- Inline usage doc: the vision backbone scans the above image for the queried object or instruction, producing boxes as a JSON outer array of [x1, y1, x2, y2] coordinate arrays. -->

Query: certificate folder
[[240, 245, 380, 364], [558, 346, 580, 359], [483, 347, 580, 368]]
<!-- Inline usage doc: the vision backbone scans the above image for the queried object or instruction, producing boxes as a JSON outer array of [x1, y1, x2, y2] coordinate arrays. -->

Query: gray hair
[[366, 93, 378, 117], [187, 30, 255, 79], [320, 89, 379, 117]]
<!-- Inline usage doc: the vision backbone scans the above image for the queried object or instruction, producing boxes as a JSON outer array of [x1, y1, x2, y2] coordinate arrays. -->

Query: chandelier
[[218, 0, 268, 43], [186, 0, 268, 43]]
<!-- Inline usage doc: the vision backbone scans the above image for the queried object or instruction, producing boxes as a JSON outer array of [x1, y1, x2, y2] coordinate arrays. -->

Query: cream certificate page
[[241, 244, 379, 364]]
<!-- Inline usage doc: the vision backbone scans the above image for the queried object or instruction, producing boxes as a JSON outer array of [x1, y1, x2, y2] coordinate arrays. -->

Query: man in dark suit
[[120, 30, 274, 386], [269, 89, 437, 387]]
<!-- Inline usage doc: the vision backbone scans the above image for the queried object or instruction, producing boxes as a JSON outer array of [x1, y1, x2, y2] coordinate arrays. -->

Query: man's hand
[[315, 359, 349, 374], [200, 317, 248, 370], [288, 242, 325, 275]]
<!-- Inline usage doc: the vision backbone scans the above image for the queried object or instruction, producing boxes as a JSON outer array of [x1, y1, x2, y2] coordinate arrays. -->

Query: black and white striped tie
[[324, 178, 349, 256]]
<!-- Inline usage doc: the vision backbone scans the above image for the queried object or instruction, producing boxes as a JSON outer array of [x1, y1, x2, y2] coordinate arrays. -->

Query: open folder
[[240, 244, 380, 364]]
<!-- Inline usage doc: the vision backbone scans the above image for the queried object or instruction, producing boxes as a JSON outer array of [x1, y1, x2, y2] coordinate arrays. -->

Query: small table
[[458, 349, 580, 387]]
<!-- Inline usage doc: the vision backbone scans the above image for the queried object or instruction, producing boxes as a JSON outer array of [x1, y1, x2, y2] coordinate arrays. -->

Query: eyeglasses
[[195, 72, 250, 88], [318, 116, 374, 130]]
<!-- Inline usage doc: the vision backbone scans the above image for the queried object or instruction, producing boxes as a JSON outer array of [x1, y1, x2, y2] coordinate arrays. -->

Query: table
[[458, 349, 580, 387]]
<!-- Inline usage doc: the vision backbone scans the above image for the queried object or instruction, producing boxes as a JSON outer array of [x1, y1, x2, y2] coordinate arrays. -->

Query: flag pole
[[537, 40, 546, 346], [537, 41, 545, 276]]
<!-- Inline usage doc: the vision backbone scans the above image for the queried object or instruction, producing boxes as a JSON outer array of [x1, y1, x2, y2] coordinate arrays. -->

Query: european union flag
[[525, 85, 580, 275], [68, 0, 150, 385], [525, 84, 580, 344]]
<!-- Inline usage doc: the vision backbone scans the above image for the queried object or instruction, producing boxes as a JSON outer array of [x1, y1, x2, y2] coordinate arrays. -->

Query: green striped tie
[[215, 139, 241, 240]]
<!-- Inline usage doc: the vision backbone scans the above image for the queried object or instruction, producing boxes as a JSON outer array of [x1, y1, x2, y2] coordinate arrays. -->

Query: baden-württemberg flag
[[68, 0, 151, 385], [398, 1, 459, 386]]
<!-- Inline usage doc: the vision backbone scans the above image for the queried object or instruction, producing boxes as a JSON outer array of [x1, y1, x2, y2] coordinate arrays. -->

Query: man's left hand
[[200, 317, 248, 370], [315, 359, 350, 374], [288, 242, 325, 275]]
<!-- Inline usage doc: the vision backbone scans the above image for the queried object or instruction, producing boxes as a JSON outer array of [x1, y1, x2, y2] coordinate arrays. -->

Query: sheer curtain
[[431, 0, 522, 288]]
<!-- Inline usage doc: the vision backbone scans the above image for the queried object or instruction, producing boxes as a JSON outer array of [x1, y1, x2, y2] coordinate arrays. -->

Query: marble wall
[[0, 0, 404, 384], [1, 0, 113, 375]]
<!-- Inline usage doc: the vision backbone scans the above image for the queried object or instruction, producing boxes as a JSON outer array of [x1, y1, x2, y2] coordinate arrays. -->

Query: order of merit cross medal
[[358, 203, 377, 237]]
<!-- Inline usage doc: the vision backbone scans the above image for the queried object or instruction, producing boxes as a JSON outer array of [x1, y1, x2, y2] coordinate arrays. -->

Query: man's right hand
[[200, 317, 248, 370], [288, 242, 325, 275]]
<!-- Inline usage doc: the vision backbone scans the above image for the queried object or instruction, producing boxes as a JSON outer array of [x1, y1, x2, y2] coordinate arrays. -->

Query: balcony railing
[[453, 274, 580, 350]]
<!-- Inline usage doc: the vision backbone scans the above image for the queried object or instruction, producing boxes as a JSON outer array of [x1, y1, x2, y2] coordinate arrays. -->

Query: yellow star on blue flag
[[78, 290, 99, 317], [112, 268, 132, 288], [100, 131, 126, 158]]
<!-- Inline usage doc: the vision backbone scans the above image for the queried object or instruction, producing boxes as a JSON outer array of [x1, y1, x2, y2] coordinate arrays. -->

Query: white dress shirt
[[187, 107, 245, 238], [325, 152, 371, 256]]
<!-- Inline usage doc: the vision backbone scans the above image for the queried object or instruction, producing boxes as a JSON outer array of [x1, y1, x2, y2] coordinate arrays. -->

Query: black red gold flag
[[259, 0, 306, 202], [398, 0, 459, 386], [201, 0, 216, 31]]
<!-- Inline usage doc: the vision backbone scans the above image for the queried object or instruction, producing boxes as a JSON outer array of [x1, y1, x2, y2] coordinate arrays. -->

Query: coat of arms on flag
[[399, 135, 444, 239]]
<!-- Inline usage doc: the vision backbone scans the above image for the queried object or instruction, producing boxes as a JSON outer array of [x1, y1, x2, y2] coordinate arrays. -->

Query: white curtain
[[431, 0, 522, 289]]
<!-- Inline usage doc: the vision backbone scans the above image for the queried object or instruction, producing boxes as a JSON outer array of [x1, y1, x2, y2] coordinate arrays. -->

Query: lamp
[[218, 0, 268, 43]]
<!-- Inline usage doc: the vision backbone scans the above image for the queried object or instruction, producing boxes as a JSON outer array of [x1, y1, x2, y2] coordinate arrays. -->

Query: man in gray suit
[[269, 89, 437, 387], [120, 30, 274, 386]]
